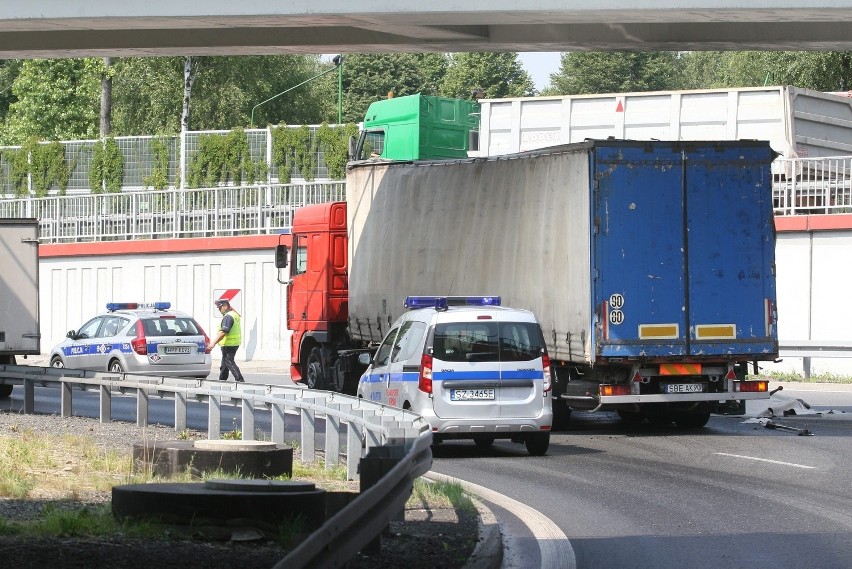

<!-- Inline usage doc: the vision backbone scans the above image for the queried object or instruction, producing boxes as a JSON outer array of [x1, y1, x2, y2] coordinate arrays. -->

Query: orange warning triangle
[[615, 100, 624, 113]]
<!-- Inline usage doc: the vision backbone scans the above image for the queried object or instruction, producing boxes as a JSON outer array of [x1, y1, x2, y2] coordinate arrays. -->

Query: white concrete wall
[[39, 249, 290, 363]]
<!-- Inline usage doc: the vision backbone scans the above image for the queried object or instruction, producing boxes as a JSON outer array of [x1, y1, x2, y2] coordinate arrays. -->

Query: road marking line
[[715, 452, 816, 469], [427, 472, 575, 569]]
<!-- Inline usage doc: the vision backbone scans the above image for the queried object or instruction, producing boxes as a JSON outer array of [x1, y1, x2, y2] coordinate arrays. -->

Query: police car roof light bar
[[106, 301, 171, 312], [404, 296, 501, 310]]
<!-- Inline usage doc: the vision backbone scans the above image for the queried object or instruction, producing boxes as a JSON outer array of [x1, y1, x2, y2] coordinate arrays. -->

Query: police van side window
[[391, 321, 427, 363], [499, 322, 545, 361], [374, 327, 400, 367]]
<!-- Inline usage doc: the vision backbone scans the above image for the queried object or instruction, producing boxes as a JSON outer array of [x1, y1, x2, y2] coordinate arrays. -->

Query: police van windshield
[[433, 322, 544, 363]]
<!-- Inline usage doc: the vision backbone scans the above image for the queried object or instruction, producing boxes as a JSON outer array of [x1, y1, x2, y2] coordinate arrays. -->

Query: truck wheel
[[674, 410, 711, 429], [304, 347, 327, 390], [525, 433, 550, 456], [552, 400, 572, 430], [474, 436, 496, 447], [617, 410, 643, 423], [0, 384, 12, 398]]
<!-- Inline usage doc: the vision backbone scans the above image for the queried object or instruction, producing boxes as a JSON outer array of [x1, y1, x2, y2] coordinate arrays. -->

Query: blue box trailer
[[345, 139, 778, 427]]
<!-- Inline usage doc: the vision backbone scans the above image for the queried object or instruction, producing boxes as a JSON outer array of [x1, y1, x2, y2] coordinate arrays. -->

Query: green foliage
[[341, 53, 448, 122], [441, 52, 536, 99], [1, 58, 101, 144], [548, 51, 682, 95], [679, 51, 852, 92], [89, 137, 124, 193], [316, 122, 359, 180], [186, 128, 265, 188], [1, 139, 77, 198], [111, 55, 335, 134], [143, 136, 172, 190], [272, 124, 316, 182]]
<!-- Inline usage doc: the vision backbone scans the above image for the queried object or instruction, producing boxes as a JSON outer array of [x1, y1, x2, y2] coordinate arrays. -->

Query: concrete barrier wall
[[34, 220, 852, 376], [38, 236, 291, 364]]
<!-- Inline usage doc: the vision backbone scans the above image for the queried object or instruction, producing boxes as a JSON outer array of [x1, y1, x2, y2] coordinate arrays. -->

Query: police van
[[356, 296, 553, 455]]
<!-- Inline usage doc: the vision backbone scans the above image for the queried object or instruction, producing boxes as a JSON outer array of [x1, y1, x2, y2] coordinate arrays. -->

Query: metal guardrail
[[0, 364, 428, 479], [0, 364, 434, 568], [0, 182, 345, 243], [778, 341, 852, 379]]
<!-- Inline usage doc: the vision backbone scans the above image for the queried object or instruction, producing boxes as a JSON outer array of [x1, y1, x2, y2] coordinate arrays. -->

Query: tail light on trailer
[[733, 380, 768, 393], [418, 353, 433, 394], [131, 320, 147, 355], [600, 384, 631, 397]]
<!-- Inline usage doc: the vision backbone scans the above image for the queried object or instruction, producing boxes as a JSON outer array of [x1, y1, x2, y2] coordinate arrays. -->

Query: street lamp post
[[333, 54, 344, 124], [250, 55, 344, 128]]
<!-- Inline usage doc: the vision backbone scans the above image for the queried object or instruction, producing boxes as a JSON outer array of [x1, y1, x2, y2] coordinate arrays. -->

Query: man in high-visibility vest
[[208, 298, 245, 382]]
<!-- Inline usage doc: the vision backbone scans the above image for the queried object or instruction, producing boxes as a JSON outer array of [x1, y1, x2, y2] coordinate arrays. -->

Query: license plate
[[662, 383, 705, 394], [451, 388, 495, 401], [164, 346, 192, 355]]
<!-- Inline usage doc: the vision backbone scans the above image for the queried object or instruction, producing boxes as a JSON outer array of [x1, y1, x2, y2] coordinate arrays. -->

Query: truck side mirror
[[358, 352, 372, 366], [274, 245, 289, 269], [348, 136, 357, 161]]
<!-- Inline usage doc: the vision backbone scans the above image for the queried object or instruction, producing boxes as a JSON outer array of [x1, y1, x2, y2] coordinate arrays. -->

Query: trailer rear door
[[593, 142, 777, 360]]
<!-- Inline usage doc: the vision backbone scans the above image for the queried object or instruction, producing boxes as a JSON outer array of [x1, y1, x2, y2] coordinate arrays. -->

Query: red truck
[[277, 202, 368, 393]]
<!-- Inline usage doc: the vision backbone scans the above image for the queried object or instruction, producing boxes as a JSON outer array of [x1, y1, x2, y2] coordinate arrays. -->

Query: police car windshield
[[142, 317, 202, 337], [433, 322, 544, 362]]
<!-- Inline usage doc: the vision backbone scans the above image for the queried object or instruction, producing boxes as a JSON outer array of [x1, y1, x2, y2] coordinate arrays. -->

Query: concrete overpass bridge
[[1, 1, 852, 59]]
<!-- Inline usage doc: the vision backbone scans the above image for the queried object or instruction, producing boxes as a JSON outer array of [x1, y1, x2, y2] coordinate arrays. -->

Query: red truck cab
[[277, 202, 350, 388]]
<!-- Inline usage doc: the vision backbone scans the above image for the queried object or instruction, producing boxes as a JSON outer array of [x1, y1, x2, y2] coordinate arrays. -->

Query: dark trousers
[[219, 345, 244, 382]]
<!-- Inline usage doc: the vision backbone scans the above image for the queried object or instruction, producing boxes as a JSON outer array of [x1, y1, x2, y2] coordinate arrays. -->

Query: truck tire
[[0, 384, 11, 398], [525, 433, 550, 456], [304, 347, 327, 390], [551, 400, 572, 430], [474, 436, 496, 447]]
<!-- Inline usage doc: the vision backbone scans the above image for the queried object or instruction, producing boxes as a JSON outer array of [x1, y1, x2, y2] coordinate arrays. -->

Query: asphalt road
[[431, 390, 852, 569]]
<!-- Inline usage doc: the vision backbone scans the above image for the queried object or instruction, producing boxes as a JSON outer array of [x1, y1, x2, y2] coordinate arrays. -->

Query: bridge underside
[[2, 6, 852, 58]]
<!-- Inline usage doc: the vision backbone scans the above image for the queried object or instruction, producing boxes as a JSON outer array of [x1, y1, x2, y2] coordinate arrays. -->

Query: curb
[[463, 497, 503, 569]]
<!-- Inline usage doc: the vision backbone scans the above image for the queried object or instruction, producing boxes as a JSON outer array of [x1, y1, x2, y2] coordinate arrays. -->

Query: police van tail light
[[418, 353, 433, 394], [131, 320, 147, 355], [542, 353, 552, 395]]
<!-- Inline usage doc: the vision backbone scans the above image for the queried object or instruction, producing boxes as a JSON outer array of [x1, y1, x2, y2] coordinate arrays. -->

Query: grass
[[0, 427, 470, 544], [752, 370, 852, 384]]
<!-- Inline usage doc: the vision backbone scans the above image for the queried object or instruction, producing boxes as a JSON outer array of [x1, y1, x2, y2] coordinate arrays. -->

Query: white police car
[[357, 296, 553, 455], [49, 302, 212, 378]]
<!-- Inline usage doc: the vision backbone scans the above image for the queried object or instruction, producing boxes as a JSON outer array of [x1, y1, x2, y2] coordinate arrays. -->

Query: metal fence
[[0, 181, 345, 242], [772, 156, 852, 216], [0, 125, 338, 197]]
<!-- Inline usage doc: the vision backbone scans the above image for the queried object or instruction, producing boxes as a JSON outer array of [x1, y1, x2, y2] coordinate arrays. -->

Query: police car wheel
[[525, 433, 550, 456], [50, 356, 65, 369], [304, 347, 327, 390], [109, 360, 125, 373]]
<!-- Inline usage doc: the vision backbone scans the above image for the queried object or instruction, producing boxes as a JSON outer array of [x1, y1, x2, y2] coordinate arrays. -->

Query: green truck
[[352, 94, 479, 161]]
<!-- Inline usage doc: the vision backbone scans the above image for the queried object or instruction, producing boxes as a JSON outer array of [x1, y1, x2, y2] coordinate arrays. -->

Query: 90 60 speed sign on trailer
[[278, 139, 777, 428]]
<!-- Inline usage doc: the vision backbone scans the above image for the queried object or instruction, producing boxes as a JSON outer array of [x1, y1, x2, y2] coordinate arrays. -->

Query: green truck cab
[[352, 94, 479, 161]]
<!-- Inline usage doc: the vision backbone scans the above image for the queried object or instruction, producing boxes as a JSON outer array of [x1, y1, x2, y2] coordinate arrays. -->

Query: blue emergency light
[[107, 301, 171, 312], [404, 296, 501, 310]]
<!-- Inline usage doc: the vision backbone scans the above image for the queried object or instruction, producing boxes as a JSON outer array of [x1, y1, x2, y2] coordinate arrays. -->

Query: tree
[[2, 58, 102, 144], [340, 53, 447, 122], [440, 52, 535, 99], [680, 51, 852, 92], [547, 51, 682, 95], [0, 59, 22, 125], [111, 55, 335, 135]]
